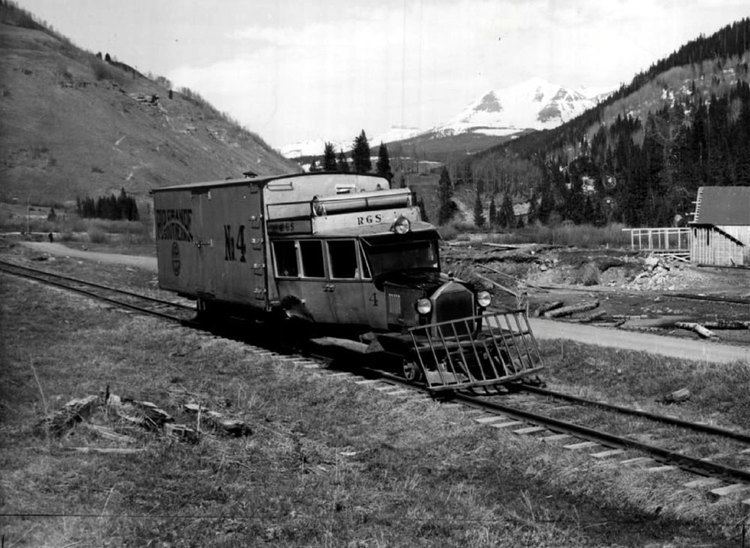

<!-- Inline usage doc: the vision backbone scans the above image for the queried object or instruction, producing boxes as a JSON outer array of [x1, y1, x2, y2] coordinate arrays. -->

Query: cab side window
[[273, 241, 298, 277], [299, 240, 325, 278], [328, 240, 357, 279]]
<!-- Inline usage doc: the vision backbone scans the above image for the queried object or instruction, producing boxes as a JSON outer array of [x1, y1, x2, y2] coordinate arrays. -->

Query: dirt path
[[22, 242, 157, 272], [19, 242, 750, 364]]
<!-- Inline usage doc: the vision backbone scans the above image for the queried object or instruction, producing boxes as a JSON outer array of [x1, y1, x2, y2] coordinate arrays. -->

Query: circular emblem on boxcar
[[171, 241, 181, 276]]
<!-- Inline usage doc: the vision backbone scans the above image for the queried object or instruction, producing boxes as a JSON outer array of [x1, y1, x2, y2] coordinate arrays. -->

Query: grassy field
[[1, 268, 747, 546]]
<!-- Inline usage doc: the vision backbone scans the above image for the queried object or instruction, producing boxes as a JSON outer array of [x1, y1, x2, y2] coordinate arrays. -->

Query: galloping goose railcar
[[153, 173, 542, 391]]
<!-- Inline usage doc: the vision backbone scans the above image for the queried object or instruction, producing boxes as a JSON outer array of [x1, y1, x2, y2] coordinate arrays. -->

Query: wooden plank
[[514, 426, 547, 435], [564, 441, 599, 450], [540, 434, 572, 443], [545, 301, 599, 318], [645, 465, 678, 473], [620, 457, 655, 466], [490, 421, 525, 429], [709, 483, 750, 499], [474, 415, 507, 424], [683, 478, 723, 489], [384, 389, 412, 397], [591, 449, 625, 459]]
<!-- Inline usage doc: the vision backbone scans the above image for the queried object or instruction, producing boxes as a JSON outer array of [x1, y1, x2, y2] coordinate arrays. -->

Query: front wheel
[[402, 360, 424, 383]]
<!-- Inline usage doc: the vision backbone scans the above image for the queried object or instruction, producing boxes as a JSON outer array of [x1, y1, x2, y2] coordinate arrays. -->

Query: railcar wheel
[[402, 360, 424, 383]]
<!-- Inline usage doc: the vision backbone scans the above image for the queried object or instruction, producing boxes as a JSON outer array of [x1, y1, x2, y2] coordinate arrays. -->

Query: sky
[[17, 0, 750, 148]]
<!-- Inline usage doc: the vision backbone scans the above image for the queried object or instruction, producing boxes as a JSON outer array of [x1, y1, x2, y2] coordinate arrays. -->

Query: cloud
[[169, 0, 750, 145]]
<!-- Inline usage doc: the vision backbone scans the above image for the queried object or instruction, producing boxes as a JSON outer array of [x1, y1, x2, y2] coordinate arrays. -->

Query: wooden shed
[[689, 186, 750, 267]]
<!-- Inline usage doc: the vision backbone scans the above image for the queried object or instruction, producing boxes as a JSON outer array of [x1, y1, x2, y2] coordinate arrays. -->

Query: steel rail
[[0, 260, 195, 310], [454, 391, 750, 484], [516, 383, 750, 444], [0, 262, 192, 322]]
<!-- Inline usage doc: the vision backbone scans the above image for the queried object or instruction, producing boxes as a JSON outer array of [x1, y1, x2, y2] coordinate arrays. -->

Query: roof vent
[[243, 170, 258, 178]]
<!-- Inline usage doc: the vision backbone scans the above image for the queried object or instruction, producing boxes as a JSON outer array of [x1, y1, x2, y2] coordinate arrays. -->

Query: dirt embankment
[[444, 242, 750, 348]]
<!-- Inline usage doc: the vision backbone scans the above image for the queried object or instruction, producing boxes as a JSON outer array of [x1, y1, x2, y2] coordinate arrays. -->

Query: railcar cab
[[270, 221, 448, 332]]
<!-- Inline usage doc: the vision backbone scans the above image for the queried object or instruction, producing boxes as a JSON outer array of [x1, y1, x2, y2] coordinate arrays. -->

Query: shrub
[[87, 227, 108, 243], [576, 262, 601, 286]]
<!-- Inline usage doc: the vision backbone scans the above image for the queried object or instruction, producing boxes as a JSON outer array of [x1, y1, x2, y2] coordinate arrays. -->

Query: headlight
[[392, 216, 411, 234], [477, 291, 491, 308], [416, 298, 432, 315]]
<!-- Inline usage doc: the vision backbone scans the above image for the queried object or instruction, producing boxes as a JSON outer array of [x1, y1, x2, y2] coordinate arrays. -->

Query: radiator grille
[[435, 287, 473, 324]]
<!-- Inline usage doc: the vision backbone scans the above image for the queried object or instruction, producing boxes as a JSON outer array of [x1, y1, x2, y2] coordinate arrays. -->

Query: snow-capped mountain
[[279, 78, 612, 158], [430, 77, 610, 137]]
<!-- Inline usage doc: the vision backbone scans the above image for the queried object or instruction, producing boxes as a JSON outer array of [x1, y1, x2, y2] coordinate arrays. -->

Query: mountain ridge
[[281, 78, 611, 161], [0, 1, 299, 204]]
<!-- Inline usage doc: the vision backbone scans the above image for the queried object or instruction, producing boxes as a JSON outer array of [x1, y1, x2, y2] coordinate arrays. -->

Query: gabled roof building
[[689, 186, 750, 266]]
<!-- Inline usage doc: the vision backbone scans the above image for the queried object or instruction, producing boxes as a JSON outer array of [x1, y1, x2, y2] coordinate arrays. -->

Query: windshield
[[364, 238, 440, 277]]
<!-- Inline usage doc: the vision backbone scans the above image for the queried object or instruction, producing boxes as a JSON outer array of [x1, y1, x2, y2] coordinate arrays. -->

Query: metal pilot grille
[[408, 310, 544, 391]]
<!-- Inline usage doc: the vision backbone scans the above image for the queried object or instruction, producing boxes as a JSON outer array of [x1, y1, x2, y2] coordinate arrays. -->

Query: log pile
[[37, 389, 252, 451]]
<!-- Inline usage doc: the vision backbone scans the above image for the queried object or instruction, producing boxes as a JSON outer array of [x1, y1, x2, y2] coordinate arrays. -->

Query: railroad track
[[0, 260, 196, 323], [4, 258, 749, 497], [354, 366, 750, 494]]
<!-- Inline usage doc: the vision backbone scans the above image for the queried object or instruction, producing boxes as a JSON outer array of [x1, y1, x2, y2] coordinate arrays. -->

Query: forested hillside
[[458, 18, 750, 227]]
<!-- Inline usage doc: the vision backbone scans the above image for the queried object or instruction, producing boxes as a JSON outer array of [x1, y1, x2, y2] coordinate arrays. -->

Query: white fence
[[622, 227, 691, 255]]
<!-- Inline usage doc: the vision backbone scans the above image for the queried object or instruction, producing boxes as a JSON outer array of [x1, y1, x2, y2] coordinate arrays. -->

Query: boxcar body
[[153, 172, 543, 391]]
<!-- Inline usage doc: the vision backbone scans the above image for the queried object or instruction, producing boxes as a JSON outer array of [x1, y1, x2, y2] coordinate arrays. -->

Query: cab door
[[324, 239, 369, 326], [272, 239, 335, 324]]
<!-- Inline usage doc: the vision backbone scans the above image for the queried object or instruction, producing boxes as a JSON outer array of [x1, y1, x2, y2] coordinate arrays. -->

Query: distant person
[[48, 232, 54, 242]]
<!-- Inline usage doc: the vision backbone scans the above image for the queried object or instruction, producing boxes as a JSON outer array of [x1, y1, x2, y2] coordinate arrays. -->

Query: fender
[[278, 295, 314, 322]]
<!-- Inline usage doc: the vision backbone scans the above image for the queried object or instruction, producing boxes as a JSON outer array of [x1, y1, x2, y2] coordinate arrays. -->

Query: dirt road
[[23, 242, 157, 272], [20, 242, 750, 364], [529, 318, 749, 364]]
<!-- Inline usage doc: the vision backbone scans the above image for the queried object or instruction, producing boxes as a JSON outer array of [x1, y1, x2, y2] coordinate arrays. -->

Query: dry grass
[[439, 223, 631, 248], [541, 340, 750, 430], [0, 205, 154, 244], [0, 271, 745, 546]]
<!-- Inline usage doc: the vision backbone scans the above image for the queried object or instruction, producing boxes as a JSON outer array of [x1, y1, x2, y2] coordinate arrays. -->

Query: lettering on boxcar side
[[224, 225, 235, 261], [155, 209, 193, 241], [223, 224, 247, 262]]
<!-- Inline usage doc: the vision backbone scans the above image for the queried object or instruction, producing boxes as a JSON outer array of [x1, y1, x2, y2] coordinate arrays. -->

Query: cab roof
[[151, 172, 389, 193]]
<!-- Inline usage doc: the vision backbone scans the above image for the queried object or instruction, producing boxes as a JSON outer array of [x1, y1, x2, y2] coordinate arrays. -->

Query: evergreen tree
[[437, 167, 455, 225], [473, 192, 485, 227], [352, 130, 372, 173], [497, 193, 515, 229], [337, 150, 350, 173], [488, 196, 497, 227], [322, 142, 337, 171], [375, 142, 393, 182], [527, 189, 539, 224], [47, 207, 57, 221], [309, 159, 320, 172]]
